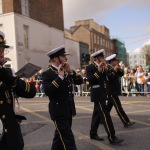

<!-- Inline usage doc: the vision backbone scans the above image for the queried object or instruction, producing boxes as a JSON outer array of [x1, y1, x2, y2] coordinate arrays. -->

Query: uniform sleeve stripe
[[52, 81, 59, 88], [94, 73, 100, 79], [27, 82, 30, 92], [25, 82, 28, 92], [54, 81, 59, 87]]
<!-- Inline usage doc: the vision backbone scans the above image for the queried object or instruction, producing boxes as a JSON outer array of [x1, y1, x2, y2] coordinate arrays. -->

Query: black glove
[[0, 68, 17, 86]]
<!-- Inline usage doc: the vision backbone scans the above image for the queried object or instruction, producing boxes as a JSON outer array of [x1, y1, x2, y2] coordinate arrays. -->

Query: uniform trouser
[[90, 102, 101, 136], [107, 94, 130, 125], [51, 118, 77, 150], [0, 121, 24, 150], [90, 101, 116, 141]]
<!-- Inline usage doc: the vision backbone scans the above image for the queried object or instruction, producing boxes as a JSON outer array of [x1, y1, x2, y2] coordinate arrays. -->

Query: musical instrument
[[0, 119, 4, 141], [107, 64, 114, 70]]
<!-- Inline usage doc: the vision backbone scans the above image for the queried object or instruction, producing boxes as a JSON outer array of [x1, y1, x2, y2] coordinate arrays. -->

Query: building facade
[[112, 38, 127, 65], [64, 38, 80, 70], [0, 0, 64, 71], [64, 19, 115, 65], [128, 52, 146, 69]]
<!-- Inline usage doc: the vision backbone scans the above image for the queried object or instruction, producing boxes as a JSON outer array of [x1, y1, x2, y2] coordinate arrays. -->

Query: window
[[21, 0, 29, 16], [93, 34, 96, 43], [108, 42, 109, 48], [97, 36, 99, 45], [103, 39, 105, 46], [101, 38, 103, 45], [24, 25, 29, 49], [0, 0, 2, 14], [106, 40, 107, 47]]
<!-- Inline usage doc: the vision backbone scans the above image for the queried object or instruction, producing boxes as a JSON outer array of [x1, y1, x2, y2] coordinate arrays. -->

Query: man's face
[[111, 60, 118, 66], [0, 47, 5, 64], [58, 54, 68, 64], [96, 55, 104, 63]]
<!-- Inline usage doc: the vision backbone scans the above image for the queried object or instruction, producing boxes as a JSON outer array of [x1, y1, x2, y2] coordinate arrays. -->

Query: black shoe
[[109, 136, 124, 145], [90, 135, 104, 141], [124, 122, 135, 128]]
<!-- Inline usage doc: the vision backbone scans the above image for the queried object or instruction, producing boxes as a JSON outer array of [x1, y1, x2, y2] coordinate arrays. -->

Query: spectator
[[146, 69, 150, 97], [37, 69, 45, 97], [76, 69, 82, 95], [135, 65, 146, 96], [122, 67, 130, 94], [81, 68, 89, 95], [129, 78, 138, 97], [128, 69, 136, 92]]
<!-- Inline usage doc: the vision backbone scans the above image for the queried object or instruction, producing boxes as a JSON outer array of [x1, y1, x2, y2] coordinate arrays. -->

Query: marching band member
[[105, 54, 135, 127], [0, 31, 36, 150], [86, 49, 124, 144], [42, 45, 83, 150]]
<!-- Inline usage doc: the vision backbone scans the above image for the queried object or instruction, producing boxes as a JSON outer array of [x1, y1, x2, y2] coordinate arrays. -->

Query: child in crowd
[[129, 78, 138, 97]]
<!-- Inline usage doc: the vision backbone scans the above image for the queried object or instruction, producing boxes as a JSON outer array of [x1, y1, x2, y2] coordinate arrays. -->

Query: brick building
[[0, 0, 64, 71], [65, 19, 115, 63]]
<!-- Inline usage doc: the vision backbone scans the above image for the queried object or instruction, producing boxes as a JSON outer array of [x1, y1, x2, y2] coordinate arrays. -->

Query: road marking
[[20, 106, 53, 124], [74, 131, 115, 150], [20, 106, 114, 150], [76, 106, 150, 126], [22, 120, 48, 125], [99, 127, 150, 137], [24, 141, 51, 148], [74, 115, 92, 120], [76, 106, 93, 112]]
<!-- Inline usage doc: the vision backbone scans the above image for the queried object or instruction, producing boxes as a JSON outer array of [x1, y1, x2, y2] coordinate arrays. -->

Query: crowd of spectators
[[23, 62, 150, 97], [121, 64, 150, 97]]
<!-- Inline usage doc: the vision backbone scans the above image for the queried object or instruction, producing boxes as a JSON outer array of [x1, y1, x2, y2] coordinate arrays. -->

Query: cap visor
[[64, 53, 70, 55], [0, 45, 10, 48]]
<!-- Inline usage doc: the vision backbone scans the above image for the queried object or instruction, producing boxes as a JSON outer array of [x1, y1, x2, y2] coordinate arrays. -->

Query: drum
[[0, 119, 4, 141]]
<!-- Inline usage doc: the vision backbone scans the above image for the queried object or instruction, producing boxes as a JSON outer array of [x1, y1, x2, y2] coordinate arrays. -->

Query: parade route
[[16, 96, 150, 150]]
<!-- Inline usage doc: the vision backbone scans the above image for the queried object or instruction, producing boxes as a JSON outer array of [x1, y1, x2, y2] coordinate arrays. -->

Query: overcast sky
[[62, 0, 150, 52]]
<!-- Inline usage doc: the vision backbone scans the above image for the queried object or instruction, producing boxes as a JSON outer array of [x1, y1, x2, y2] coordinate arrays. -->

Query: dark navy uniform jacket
[[107, 65, 124, 95], [86, 63, 107, 102], [42, 66, 83, 120], [0, 68, 36, 150]]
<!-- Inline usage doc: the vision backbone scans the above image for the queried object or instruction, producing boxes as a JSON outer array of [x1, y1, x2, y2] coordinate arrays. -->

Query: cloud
[[143, 39, 150, 45], [62, 0, 150, 28], [133, 38, 150, 52]]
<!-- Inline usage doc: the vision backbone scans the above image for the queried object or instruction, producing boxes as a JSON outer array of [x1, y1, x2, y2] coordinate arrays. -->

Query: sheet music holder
[[15, 63, 42, 78]]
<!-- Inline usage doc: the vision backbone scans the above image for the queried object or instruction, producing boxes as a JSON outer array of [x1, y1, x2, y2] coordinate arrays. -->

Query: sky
[[62, 0, 150, 52]]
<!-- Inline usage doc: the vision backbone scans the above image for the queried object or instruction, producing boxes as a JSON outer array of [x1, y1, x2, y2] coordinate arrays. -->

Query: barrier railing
[[121, 76, 150, 97], [29, 78, 150, 97]]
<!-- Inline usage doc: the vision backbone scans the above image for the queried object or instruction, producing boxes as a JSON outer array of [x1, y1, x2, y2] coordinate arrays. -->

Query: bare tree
[[141, 44, 150, 54]]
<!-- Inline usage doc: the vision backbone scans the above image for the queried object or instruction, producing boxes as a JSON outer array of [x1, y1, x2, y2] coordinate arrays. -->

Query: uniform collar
[[52, 64, 59, 70], [94, 61, 99, 66]]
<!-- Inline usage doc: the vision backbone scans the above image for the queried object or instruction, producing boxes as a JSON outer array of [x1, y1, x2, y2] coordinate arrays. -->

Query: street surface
[[15, 96, 150, 150]]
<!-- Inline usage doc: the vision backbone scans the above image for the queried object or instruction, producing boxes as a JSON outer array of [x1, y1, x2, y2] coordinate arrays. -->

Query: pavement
[[15, 95, 150, 150]]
